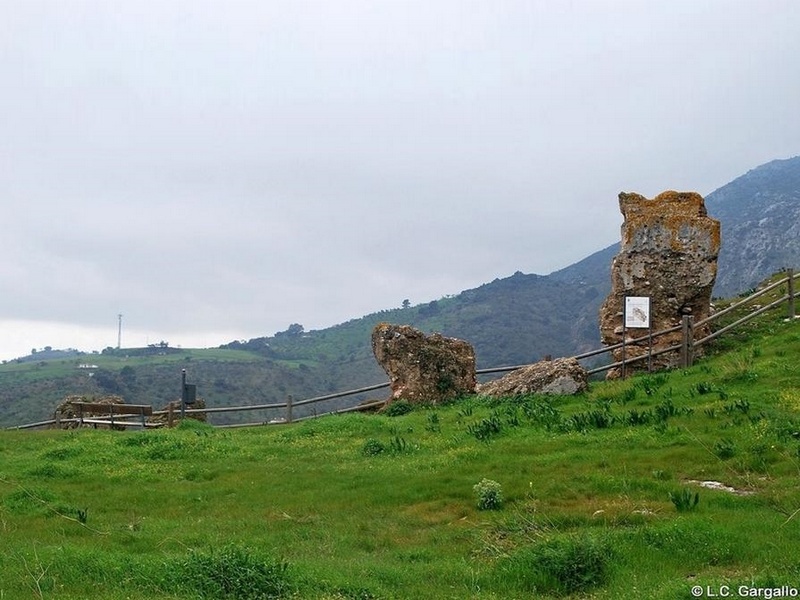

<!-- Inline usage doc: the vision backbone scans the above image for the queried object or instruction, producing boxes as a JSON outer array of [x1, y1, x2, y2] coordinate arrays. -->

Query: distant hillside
[[0, 271, 611, 427], [556, 155, 800, 299], [217, 154, 800, 396], [235, 271, 606, 367], [1, 155, 798, 427], [705, 156, 800, 297], [12, 347, 83, 363]]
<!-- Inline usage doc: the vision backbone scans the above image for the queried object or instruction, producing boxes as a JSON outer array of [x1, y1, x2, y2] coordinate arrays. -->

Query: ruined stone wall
[[599, 191, 720, 376], [371, 323, 476, 404]]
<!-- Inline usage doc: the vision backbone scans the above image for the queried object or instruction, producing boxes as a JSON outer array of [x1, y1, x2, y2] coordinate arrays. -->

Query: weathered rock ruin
[[53, 394, 127, 429], [477, 357, 588, 398], [371, 323, 476, 404], [599, 191, 720, 377]]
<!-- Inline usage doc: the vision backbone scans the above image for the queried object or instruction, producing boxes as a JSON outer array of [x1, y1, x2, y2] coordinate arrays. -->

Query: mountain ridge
[[2, 155, 799, 426]]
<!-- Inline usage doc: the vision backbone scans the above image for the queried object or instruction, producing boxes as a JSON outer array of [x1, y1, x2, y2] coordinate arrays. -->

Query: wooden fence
[[8, 269, 797, 431]]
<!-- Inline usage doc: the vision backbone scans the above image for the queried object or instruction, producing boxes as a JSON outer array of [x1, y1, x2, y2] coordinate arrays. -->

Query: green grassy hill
[[0, 270, 609, 428], [0, 347, 327, 427], [1, 298, 799, 598], [3, 156, 799, 428]]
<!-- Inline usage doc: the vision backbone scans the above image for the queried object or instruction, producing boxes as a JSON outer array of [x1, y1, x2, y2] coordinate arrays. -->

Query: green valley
[[1, 300, 799, 598]]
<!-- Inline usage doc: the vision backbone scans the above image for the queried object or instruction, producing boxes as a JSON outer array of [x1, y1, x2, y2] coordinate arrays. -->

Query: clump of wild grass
[[474, 478, 503, 511], [424, 412, 441, 433], [383, 401, 413, 417], [467, 414, 503, 441], [714, 438, 737, 459], [495, 534, 612, 595], [361, 439, 385, 456], [173, 545, 292, 599], [669, 487, 700, 512]]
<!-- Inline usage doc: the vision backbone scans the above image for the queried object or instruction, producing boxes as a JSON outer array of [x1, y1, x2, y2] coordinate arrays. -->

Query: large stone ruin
[[53, 394, 126, 429], [478, 357, 588, 398], [599, 191, 720, 377], [371, 323, 476, 404], [53, 394, 206, 429]]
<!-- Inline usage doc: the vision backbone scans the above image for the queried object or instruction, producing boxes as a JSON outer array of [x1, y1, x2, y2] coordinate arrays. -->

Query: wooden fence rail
[[7, 269, 797, 431]]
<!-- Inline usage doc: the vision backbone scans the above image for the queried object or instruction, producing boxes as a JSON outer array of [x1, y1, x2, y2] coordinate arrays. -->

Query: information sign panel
[[625, 296, 651, 329]]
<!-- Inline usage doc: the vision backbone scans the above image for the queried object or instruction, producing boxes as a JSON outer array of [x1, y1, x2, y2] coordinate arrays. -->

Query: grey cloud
[[1, 0, 799, 359]]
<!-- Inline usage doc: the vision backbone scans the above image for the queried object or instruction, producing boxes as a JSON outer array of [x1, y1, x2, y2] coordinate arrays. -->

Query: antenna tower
[[117, 313, 123, 349]]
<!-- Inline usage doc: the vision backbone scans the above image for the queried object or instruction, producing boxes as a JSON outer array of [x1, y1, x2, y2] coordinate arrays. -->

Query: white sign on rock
[[625, 296, 651, 329]]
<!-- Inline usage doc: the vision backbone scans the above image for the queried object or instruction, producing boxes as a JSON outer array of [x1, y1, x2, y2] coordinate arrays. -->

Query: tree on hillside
[[94, 369, 121, 394], [276, 323, 304, 338], [120, 365, 137, 387]]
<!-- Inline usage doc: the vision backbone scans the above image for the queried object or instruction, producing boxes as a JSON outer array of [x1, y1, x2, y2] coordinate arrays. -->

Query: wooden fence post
[[680, 315, 694, 368], [788, 268, 796, 320], [168, 403, 174, 428], [286, 395, 293, 424], [620, 312, 627, 380]]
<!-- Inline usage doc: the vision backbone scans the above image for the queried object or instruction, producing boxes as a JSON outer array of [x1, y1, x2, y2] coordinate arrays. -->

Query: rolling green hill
[[0, 272, 612, 427], [2, 156, 799, 427], [1, 300, 799, 598]]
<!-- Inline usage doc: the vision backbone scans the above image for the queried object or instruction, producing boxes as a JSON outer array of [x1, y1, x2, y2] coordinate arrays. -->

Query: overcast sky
[[2, 0, 799, 361]]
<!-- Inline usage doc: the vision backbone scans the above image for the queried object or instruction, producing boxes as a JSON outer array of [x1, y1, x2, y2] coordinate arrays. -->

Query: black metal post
[[181, 369, 186, 420]]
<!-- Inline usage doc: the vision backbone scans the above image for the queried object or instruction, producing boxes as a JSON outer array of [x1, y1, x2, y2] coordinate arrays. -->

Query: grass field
[[1, 312, 799, 599]]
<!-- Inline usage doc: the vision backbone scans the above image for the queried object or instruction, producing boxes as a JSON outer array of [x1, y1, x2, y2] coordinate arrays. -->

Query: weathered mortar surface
[[477, 357, 588, 398], [600, 191, 721, 376], [53, 394, 126, 429], [620, 191, 721, 256], [371, 323, 476, 404]]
